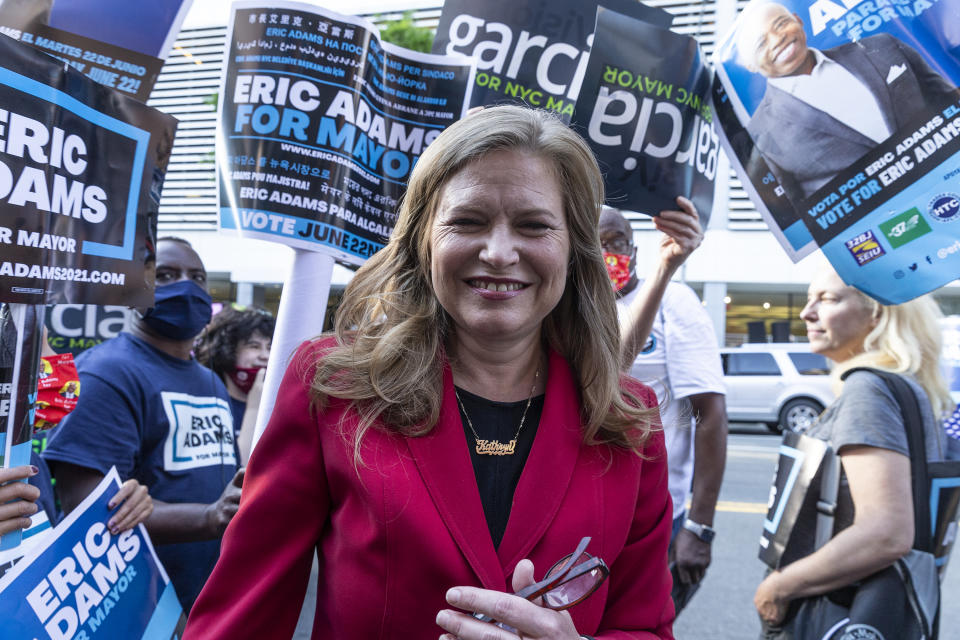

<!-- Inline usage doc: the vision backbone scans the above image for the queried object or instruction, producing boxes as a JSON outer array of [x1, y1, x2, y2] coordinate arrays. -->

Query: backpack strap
[[840, 367, 932, 552]]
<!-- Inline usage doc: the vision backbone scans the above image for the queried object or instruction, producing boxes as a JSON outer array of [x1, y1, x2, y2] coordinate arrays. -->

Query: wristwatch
[[682, 518, 716, 543]]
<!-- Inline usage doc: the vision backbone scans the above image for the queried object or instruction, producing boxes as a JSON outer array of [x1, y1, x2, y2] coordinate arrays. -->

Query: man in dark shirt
[[44, 238, 243, 611]]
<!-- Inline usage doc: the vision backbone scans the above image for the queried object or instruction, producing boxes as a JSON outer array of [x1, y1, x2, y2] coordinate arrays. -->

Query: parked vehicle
[[720, 344, 835, 433]]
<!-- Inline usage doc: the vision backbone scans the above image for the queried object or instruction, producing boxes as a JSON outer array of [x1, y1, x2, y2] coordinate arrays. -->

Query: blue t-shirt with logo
[[43, 332, 237, 611]]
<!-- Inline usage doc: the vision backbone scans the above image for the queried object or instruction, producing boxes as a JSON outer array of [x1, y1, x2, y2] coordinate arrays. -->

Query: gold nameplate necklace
[[455, 367, 540, 456]]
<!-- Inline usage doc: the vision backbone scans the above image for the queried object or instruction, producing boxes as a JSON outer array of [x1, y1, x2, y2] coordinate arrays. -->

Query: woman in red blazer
[[185, 105, 698, 639]]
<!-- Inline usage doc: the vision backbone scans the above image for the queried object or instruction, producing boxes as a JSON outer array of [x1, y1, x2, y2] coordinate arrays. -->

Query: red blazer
[[184, 340, 675, 639]]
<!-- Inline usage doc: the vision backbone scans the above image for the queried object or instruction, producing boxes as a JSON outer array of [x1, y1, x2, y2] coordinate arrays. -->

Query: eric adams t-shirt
[[43, 332, 237, 610]]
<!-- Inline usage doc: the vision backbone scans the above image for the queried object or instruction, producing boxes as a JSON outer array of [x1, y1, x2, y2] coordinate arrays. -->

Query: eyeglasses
[[473, 537, 609, 629]]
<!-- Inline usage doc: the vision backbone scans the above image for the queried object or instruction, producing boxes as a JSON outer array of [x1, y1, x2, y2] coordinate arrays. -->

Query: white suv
[[720, 344, 835, 433]]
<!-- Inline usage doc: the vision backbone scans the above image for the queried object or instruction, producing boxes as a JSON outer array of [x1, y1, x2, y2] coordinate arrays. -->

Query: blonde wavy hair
[[834, 289, 952, 419], [307, 105, 658, 461]]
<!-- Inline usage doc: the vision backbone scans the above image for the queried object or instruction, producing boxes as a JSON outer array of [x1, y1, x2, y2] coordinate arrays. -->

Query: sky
[[182, 0, 441, 29]]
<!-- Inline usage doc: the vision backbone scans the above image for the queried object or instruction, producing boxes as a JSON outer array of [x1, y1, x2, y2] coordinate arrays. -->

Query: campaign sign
[[45, 304, 131, 356], [0, 303, 43, 552], [713, 0, 960, 302], [0, 504, 53, 582], [0, 0, 193, 101], [759, 431, 833, 569], [218, 1, 475, 266], [930, 470, 960, 578], [570, 8, 717, 220], [0, 36, 177, 306], [0, 468, 186, 640], [433, 0, 671, 120]]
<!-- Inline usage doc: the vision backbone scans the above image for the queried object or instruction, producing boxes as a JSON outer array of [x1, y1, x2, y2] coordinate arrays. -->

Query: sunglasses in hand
[[472, 536, 609, 629]]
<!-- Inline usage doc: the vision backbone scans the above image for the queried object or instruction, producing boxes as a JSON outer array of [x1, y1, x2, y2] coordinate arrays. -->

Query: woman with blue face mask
[[43, 237, 245, 612]]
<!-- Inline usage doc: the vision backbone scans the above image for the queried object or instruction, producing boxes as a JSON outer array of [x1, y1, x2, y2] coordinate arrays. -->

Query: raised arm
[[620, 197, 703, 369]]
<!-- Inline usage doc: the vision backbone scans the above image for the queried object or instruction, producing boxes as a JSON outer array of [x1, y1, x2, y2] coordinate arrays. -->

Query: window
[[789, 352, 830, 375], [725, 353, 781, 376]]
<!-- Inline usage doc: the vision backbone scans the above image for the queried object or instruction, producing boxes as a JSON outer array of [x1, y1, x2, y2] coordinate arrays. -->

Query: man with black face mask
[[44, 237, 243, 612]]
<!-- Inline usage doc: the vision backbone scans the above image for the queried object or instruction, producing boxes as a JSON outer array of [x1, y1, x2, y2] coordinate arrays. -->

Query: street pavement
[[673, 426, 960, 639]]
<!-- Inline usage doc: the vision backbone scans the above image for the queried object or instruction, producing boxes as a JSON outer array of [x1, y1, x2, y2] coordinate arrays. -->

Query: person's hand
[[204, 468, 244, 537], [247, 368, 266, 409], [436, 559, 581, 640], [654, 195, 703, 274], [107, 479, 153, 534], [672, 528, 711, 585], [754, 570, 790, 625], [0, 465, 41, 535]]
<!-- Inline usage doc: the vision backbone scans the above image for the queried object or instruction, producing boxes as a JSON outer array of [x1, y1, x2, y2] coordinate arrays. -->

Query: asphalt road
[[673, 425, 960, 640]]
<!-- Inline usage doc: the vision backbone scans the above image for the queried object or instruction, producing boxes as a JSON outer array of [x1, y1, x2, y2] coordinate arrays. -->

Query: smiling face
[[741, 3, 813, 78], [234, 331, 271, 369], [430, 149, 570, 349], [800, 268, 878, 363]]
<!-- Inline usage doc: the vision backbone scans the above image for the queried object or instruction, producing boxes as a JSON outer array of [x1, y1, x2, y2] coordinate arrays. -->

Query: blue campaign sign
[[0, 469, 186, 640], [218, 1, 474, 266], [46, 0, 192, 59], [713, 0, 960, 302], [0, 0, 193, 101]]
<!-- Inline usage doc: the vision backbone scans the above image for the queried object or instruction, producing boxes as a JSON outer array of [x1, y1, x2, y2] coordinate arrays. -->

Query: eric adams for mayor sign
[[0, 35, 176, 306], [218, 1, 474, 266]]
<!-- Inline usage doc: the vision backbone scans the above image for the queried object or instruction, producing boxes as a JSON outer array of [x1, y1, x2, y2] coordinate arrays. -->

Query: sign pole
[[0, 303, 44, 551], [251, 250, 335, 451]]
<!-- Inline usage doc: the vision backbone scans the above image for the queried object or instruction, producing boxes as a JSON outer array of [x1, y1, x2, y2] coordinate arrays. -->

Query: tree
[[377, 11, 434, 53]]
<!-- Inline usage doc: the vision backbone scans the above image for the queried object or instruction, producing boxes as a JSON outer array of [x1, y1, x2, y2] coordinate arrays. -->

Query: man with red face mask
[[600, 201, 727, 616]]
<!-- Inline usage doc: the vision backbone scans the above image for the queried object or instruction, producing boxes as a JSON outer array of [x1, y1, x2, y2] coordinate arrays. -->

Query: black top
[[455, 387, 544, 549]]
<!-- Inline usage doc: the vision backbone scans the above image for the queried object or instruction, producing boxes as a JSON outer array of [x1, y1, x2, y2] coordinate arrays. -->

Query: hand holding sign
[[106, 479, 153, 536], [571, 7, 717, 222], [0, 468, 187, 640], [653, 196, 704, 275], [0, 465, 39, 536]]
